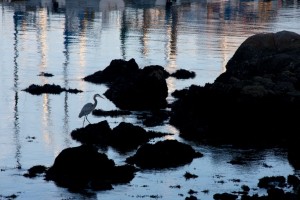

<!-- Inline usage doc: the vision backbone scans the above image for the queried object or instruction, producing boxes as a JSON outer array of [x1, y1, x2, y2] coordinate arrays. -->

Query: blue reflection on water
[[0, 0, 299, 199]]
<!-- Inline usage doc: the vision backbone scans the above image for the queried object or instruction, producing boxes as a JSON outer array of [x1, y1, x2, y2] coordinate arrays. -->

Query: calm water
[[0, 0, 299, 199]]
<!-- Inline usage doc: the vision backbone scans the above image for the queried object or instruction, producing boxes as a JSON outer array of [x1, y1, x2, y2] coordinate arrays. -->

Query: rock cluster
[[23, 31, 300, 198], [170, 31, 300, 150]]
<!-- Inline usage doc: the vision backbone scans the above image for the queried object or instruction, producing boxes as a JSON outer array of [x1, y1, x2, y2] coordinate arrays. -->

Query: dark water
[[0, 0, 299, 199]]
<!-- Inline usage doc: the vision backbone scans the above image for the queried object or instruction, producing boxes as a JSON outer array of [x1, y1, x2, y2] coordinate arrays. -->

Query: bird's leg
[[86, 116, 91, 124], [82, 117, 85, 127]]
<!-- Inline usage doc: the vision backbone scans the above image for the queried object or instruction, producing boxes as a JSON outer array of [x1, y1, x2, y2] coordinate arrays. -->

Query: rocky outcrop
[[170, 31, 300, 147], [45, 145, 137, 191], [71, 120, 171, 152], [125, 139, 203, 169], [83, 58, 169, 110], [104, 64, 169, 110], [83, 58, 195, 110], [83, 58, 140, 84]]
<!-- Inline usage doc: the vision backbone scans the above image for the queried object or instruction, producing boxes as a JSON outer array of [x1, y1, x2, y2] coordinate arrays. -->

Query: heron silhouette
[[79, 94, 104, 126]]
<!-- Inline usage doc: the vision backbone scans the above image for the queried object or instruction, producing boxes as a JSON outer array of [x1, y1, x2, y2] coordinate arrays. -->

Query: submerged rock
[[38, 72, 54, 77], [93, 109, 132, 117], [23, 84, 82, 95], [257, 176, 286, 189], [213, 193, 238, 200], [170, 69, 196, 79], [125, 139, 203, 169], [23, 165, 48, 178], [137, 110, 170, 127]]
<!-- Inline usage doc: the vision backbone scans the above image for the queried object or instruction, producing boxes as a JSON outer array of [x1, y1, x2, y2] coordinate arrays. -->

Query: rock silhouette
[[45, 145, 137, 191], [126, 140, 203, 169]]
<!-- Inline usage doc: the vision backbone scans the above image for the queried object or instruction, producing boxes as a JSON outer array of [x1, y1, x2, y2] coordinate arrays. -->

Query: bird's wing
[[78, 103, 94, 118]]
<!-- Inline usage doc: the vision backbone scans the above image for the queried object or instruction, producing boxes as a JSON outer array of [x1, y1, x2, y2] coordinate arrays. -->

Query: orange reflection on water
[[37, 9, 48, 71], [42, 94, 52, 146]]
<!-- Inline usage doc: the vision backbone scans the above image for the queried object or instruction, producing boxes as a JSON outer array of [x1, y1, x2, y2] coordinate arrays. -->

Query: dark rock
[[66, 88, 83, 93], [109, 122, 161, 152], [169, 31, 300, 147], [23, 84, 82, 95], [257, 176, 286, 189], [71, 121, 170, 152], [188, 189, 198, 195], [241, 185, 250, 192], [217, 30, 300, 82], [228, 157, 247, 165], [93, 109, 132, 117], [185, 195, 197, 200], [24, 165, 47, 178], [104, 65, 169, 110], [71, 120, 112, 145], [184, 171, 198, 180], [242, 191, 298, 200], [267, 188, 285, 200], [213, 192, 238, 200], [171, 69, 196, 79], [238, 175, 299, 200], [83, 58, 139, 84], [137, 110, 170, 127], [45, 145, 137, 191], [3, 194, 18, 199], [125, 140, 203, 169], [288, 141, 300, 170], [83, 58, 170, 110], [38, 72, 54, 77], [287, 175, 300, 189]]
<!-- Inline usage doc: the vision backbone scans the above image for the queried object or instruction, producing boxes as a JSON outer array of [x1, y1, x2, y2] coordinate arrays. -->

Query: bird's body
[[79, 94, 103, 126]]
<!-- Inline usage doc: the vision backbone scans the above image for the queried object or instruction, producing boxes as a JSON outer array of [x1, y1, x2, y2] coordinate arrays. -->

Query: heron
[[79, 93, 104, 126]]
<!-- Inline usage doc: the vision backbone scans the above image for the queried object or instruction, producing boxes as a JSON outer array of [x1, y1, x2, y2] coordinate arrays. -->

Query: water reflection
[[63, 15, 71, 147], [42, 94, 52, 145], [1, 0, 300, 199], [37, 8, 48, 72], [165, 3, 178, 69], [3, 0, 300, 152], [13, 10, 23, 169], [3, 0, 300, 135], [99, 0, 125, 12], [63, 93, 71, 147], [164, 4, 178, 97]]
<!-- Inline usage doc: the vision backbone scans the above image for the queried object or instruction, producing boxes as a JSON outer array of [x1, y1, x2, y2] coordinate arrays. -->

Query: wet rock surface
[[125, 139, 203, 169]]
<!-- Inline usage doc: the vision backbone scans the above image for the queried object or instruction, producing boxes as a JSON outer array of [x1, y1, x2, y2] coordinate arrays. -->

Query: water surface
[[0, 0, 299, 199]]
